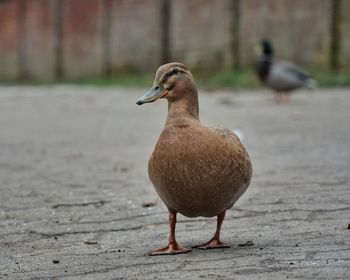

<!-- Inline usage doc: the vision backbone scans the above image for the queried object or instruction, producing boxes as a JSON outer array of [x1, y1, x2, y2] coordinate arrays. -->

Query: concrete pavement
[[0, 86, 349, 279]]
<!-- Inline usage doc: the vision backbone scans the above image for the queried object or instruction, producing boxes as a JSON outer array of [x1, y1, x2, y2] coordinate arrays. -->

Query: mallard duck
[[136, 62, 252, 255], [255, 39, 315, 103]]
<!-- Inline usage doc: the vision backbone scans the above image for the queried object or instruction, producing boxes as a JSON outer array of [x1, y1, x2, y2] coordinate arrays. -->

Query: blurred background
[[1, 2, 350, 277], [0, 0, 349, 87]]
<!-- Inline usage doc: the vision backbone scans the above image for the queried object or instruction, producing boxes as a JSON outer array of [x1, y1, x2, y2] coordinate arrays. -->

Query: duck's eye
[[172, 69, 178, 75], [155, 86, 159, 90]]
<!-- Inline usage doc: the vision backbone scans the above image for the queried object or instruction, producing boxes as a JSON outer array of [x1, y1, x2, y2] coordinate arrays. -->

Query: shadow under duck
[[256, 39, 315, 103], [136, 62, 252, 255]]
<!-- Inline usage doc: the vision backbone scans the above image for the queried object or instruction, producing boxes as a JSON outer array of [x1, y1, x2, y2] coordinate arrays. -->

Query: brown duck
[[136, 62, 252, 255]]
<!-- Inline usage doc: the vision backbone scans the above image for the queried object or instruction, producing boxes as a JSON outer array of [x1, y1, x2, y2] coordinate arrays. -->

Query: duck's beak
[[136, 85, 168, 105]]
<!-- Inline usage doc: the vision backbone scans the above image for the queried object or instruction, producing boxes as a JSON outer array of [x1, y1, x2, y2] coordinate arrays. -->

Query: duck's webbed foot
[[192, 238, 230, 250], [150, 242, 191, 256], [149, 211, 191, 256], [193, 210, 230, 250]]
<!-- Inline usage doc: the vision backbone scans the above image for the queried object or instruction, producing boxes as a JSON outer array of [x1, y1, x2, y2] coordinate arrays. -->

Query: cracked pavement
[[0, 86, 349, 279]]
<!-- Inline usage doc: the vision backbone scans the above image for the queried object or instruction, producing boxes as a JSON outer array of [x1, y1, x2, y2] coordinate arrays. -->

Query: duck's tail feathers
[[305, 78, 317, 90], [231, 129, 245, 141]]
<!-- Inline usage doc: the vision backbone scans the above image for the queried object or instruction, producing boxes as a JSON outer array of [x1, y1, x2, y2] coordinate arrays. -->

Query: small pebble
[[84, 240, 98, 245], [218, 96, 234, 106], [120, 167, 129, 173], [142, 200, 157, 208], [238, 240, 254, 247]]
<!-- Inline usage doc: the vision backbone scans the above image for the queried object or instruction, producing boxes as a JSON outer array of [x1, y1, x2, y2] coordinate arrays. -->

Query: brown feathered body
[[149, 115, 252, 218], [139, 62, 252, 219]]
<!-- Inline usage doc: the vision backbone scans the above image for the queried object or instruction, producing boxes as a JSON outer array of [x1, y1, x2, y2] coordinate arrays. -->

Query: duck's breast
[[148, 125, 252, 218]]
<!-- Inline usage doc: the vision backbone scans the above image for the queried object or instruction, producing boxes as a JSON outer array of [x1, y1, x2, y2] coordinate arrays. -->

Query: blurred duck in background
[[255, 39, 316, 104]]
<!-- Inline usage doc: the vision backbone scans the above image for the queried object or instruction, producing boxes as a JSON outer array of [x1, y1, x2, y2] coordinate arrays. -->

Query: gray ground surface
[[0, 86, 349, 280]]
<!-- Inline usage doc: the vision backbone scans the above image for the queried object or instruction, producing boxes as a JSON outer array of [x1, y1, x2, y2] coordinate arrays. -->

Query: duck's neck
[[257, 55, 272, 81], [165, 90, 199, 126]]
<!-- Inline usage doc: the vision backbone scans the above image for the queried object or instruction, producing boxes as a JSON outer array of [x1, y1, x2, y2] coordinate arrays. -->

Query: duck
[[136, 62, 252, 255], [255, 39, 315, 103]]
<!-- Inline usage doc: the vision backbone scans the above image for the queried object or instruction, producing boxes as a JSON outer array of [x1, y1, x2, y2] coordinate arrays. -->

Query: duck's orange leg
[[274, 92, 291, 104], [274, 93, 284, 104], [279, 92, 290, 104], [193, 210, 230, 250], [149, 211, 191, 256]]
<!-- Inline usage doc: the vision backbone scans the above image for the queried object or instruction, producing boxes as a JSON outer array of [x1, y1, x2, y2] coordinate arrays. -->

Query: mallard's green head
[[260, 39, 274, 56], [255, 39, 274, 57]]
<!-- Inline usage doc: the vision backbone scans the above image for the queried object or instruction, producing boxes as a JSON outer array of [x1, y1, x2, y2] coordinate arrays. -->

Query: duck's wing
[[268, 60, 315, 91], [211, 127, 252, 192], [211, 127, 241, 143]]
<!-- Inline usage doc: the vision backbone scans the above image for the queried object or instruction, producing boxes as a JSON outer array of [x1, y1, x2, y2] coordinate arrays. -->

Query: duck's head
[[136, 62, 196, 105], [255, 39, 274, 57]]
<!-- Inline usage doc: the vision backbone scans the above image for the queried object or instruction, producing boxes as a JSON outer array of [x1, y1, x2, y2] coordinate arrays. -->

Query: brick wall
[[171, 0, 232, 71], [0, 0, 17, 79], [25, 0, 54, 79], [241, 0, 331, 67], [109, 0, 162, 72], [0, 0, 348, 80], [341, 0, 350, 68], [63, 0, 103, 79]]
